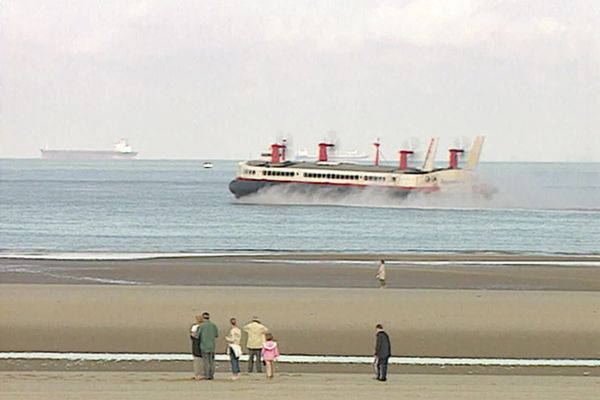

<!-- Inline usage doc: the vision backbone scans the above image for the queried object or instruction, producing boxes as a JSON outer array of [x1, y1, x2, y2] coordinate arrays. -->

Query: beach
[[1, 254, 600, 359], [2, 254, 600, 290], [2, 284, 600, 359], [2, 254, 600, 398], [4, 1, 600, 397], [2, 372, 600, 400]]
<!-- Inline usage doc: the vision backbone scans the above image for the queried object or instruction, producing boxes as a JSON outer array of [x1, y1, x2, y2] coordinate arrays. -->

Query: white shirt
[[376, 263, 386, 280]]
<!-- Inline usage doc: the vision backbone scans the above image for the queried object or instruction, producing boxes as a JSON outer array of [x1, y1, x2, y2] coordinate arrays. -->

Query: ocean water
[[0, 159, 598, 257]]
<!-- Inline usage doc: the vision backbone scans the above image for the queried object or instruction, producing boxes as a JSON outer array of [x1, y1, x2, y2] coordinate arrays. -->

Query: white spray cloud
[[236, 164, 600, 211]]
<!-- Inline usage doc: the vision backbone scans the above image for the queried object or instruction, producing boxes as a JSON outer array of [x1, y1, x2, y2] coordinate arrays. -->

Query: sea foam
[[1, 352, 599, 367]]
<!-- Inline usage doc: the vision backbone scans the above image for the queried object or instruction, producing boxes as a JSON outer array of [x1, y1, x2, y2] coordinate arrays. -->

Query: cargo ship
[[40, 139, 138, 160], [229, 137, 493, 199]]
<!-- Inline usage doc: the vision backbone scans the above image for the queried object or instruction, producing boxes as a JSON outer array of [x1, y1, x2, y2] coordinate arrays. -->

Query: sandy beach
[[2, 254, 600, 290], [1, 283, 599, 358], [2, 372, 600, 400], [1, 254, 600, 399]]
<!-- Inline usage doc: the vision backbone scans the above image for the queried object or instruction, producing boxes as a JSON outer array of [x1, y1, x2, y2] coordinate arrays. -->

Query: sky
[[1, 0, 599, 161]]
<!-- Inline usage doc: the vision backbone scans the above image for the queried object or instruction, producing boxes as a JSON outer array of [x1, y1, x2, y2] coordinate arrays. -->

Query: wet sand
[[2, 253, 600, 290], [2, 372, 600, 400]]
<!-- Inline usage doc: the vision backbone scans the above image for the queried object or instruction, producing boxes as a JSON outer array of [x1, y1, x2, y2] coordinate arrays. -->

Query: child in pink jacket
[[261, 333, 280, 378]]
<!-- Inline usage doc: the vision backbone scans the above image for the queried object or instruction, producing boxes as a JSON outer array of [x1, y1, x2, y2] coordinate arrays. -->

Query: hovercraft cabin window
[[264, 170, 294, 177], [302, 173, 360, 180]]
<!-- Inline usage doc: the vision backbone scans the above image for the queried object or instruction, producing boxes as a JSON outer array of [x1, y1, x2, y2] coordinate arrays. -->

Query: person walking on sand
[[261, 333, 280, 379], [243, 316, 269, 373], [376, 259, 386, 288], [190, 314, 203, 380], [374, 324, 391, 382], [197, 312, 219, 380], [225, 317, 242, 380]]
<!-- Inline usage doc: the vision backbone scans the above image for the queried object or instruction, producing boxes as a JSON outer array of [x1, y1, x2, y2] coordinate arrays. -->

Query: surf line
[[2, 352, 599, 367]]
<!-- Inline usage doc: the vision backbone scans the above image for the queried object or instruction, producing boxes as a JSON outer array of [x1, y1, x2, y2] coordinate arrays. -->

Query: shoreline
[[5, 351, 599, 365], [2, 252, 600, 262], [2, 358, 599, 376], [2, 254, 600, 290]]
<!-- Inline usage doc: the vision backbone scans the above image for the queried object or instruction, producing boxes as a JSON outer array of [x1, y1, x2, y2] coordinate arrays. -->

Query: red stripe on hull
[[235, 177, 439, 193]]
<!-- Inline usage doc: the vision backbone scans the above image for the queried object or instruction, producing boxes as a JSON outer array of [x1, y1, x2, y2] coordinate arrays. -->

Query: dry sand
[[1, 284, 599, 358], [2, 372, 599, 400]]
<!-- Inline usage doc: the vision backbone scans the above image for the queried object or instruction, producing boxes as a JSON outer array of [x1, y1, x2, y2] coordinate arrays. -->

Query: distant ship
[[40, 139, 138, 160]]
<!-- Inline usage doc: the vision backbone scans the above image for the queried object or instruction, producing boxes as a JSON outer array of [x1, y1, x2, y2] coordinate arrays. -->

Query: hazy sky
[[1, 0, 599, 161]]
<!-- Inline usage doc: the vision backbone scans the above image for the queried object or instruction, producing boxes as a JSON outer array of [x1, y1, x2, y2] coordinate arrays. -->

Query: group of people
[[190, 312, 392, 382], [189, 260, 392, 381], [190, 313, 279, 380]]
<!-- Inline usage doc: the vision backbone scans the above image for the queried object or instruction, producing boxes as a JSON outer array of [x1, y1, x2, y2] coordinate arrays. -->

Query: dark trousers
[[377, 357, 389, 381], [201, 352, 215, 379], [229, 351, 240, 374], [247, 348, 262, 372]]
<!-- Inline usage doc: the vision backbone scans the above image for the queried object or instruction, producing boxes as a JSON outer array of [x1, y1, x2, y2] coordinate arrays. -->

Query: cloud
[[3, 1, 594, 60], [69, 27, 117, 55], [262, 14, 366, 53], [533, 16, 566, 36], [1, 0, 599, 160], [365, 0, 576, 49], [367, 0, 493, 47]]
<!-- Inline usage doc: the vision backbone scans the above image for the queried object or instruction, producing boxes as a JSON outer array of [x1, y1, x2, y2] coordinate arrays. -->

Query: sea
[[0, 159, 599, 258]]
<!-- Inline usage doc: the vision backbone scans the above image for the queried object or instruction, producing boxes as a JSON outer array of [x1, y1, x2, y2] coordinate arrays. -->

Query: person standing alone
[[225, 317, 242, 380], [243, 316, 269, 373], [197, 312, 219, 380], [376, 259, 386, 288], [374, 324, 391, 381]]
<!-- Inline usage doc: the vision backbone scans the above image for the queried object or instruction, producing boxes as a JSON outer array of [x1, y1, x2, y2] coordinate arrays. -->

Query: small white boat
[[202, 162, 213, 169]]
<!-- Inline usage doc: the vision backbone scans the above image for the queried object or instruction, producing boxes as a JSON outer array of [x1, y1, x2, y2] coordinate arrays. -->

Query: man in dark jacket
[[197, 312, 219, 380], [374, 324, 391, 381]]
